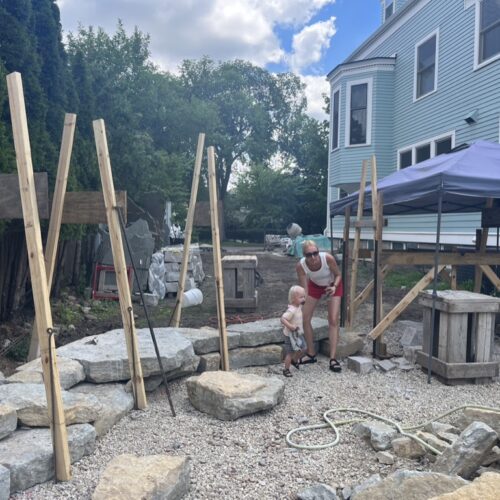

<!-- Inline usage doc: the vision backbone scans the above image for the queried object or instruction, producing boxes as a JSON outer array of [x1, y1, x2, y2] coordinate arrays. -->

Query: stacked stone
[[162, 244, 205, 294]]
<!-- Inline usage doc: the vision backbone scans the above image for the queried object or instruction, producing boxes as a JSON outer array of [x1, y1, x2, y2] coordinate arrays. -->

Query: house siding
[[328, 0, 500, 244]]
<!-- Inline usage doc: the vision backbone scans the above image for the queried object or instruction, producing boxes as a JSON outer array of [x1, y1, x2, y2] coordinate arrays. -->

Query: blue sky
[[56, 0, 382, 119]]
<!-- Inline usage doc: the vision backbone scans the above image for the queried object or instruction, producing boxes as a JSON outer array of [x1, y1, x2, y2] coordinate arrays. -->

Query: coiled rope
[[286, 405, 500, 454]]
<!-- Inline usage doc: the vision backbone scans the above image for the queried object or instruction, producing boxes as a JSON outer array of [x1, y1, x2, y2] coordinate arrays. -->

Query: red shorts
[[307, 280, 343, 300]]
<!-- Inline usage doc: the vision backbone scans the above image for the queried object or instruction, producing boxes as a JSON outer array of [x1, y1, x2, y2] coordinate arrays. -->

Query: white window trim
[[474, 0, 500, 70], [330, 86, 341, 151], [345, 78, 373, 148], [413, 29, 439, 102], [382, 0, 396, 22], [397, 130, 455, 170]]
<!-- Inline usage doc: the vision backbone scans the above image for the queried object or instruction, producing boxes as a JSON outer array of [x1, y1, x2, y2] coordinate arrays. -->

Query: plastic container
[[286, 223, 302, 238], [182, 288, 203, 308]]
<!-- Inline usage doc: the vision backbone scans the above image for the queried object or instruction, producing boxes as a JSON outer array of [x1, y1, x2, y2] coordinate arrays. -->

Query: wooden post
[[348, 160, 368, 326], [93, 119, 147, 409], [474, 199, 493, 293], [341, 206, 351, 328], [7, 72, 71, 481], [172, 133, 205, 327], [207, 146, 230, 370], [28, 113, 77, 360]]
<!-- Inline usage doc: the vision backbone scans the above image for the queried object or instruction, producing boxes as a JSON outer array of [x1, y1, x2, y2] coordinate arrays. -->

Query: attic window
[[384, 0, 394, 21]]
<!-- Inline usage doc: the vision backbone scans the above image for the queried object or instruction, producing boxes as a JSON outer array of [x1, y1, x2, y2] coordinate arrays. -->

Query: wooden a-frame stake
[[207, 146, 230, 370], [7, 72, 71, 481], [93, 119, 147, 408], [172, 133, 205, 327], [28, 113, 77, 360]]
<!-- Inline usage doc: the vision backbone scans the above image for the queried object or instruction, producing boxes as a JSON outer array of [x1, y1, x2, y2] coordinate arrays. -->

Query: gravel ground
[[12, 327, 500, 500]]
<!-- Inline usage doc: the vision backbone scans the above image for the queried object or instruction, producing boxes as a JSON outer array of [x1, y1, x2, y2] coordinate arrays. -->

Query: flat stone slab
[[70, 383, 134, 437], [9, 356, 85, 389], [175, 327, 240, 354], [186, 371, 284, 420], [0, 404, 17, 440], [0, 424, 96, 494], [57, 328, 197, 383], [0, 464, 8, 500], [0, 383, 101, 427], [93, 454, 190, 500], [229, 345, 282, 369], [227, 317, 329, 347]]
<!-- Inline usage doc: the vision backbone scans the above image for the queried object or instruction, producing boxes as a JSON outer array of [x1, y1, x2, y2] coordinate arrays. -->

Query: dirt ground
[[0, 246, 422, 376]]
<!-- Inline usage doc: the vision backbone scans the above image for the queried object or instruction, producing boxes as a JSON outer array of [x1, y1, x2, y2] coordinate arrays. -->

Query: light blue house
[[327, 0, 500, 248]]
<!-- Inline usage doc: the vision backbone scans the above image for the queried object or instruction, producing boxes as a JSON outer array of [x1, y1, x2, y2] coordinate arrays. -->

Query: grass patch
[[385, 269, 425, 288]]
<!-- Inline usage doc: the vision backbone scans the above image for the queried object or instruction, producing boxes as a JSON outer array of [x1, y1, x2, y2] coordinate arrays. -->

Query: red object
[[92, 264, 132, 300]]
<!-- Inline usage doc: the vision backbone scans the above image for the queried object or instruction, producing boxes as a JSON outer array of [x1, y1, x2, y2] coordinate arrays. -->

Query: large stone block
[[176, 327, 240, 354], [186, 371, 284, 420], [229, 345, 282, 369], [320, 330, 364, 359], [0, 465, 8, 500], [0, 424, 95, 494], [92, 454, 190, 500], [391, 437, 426, 458], [0, 405, 17, 440], [429, 471, 500, 499], [57, 328, 197, 383]]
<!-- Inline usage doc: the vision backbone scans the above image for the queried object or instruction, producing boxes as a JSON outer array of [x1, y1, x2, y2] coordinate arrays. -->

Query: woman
[[295, 240, 343, 372]]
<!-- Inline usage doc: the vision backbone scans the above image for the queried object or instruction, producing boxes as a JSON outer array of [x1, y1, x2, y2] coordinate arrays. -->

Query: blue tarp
[[330, 140, 500, 216]]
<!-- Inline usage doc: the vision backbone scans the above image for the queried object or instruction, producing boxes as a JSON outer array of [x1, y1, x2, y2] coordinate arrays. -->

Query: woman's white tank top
[[300, 252, 331, 286]]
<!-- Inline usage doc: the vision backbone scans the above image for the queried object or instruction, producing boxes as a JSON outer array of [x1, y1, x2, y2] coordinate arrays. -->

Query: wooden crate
[[222, 255, 258, 310], [417, 290, 500, 384]]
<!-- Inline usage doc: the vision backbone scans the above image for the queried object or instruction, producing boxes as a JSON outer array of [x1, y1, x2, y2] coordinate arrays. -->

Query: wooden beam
[[479, 264, 500, 291], [207, 146, 230, 370], [93, 119, 147, 409], [7, 71, 71, 481], [173, 133, 205, 327], [380, 251, 500, 266], [367, 265, 446, 341], [61, 191, 127, 224], [0, 172, 49, 219], [28, 113, 77, 361], [475, 199, 493, 292], [352, 265, 391, 311]]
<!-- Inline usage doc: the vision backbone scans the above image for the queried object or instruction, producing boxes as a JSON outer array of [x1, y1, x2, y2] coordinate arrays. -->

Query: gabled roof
[[330, 141, 500, 216]]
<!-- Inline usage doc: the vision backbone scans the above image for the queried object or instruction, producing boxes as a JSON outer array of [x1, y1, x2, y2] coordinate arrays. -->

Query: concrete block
[[347, 356, 373, 374]]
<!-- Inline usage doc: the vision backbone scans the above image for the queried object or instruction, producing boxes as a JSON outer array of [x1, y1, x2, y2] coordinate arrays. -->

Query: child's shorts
[[284, 332, 306, 353]]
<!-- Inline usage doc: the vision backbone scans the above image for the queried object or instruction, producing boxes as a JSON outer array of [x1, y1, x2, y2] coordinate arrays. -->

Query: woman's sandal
[[299, 353, 317, 365], [283, 368, 293, 377], [329, 358, 342, 372]]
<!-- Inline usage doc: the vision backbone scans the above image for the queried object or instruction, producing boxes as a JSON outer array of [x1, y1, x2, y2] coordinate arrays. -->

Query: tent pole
[[428, 187, 443, 384]]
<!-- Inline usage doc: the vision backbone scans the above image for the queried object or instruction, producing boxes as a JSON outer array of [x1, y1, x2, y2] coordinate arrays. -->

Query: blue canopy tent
[[329, 140, 500, 382]]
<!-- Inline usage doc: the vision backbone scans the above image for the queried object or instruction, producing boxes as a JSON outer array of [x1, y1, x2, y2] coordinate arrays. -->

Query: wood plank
[[342, 206, 351, 328], [93, 119, 147, 409], [416, 351, 498, 379], [207, 146, 230, 370], [0, 172, 49, 219], [446, 313, 468, 363], [475, 313, 493, 362], [61, 191, 127, 224], [474, 199, 493, 292], [479, 264, 500, 291], [172, 133, 205, 327], [367, 265, 446, 340], [29, 113, 77, 360], [381, 251, 500, 266], [7, 72, 71, 481]]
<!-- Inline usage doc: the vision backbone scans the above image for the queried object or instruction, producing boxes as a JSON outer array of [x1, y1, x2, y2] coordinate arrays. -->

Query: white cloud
[[301, 75, 329, 121], [56, 0, 337, 117], [290, 17, 336, 72]]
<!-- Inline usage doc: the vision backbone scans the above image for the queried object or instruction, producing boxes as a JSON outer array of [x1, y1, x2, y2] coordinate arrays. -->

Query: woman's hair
[[288, 285, 305, 303], [301, 239, 318, 254]]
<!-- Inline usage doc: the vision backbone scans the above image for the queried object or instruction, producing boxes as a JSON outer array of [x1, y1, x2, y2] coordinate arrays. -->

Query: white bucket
[[182, 288, 203, 308], [287, 223, 302, 238]]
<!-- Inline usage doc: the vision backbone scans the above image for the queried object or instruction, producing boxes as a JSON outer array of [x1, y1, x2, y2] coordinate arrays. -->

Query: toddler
[[280, 285, 306, 377]]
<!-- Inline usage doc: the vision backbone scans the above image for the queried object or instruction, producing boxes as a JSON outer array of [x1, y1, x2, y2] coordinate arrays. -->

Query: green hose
[[286, 405, 500, 454]]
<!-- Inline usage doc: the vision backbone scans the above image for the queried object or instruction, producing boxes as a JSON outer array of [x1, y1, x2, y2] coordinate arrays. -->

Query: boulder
[[351, 470, 468, 500], [350, 474, 382, 498], [0, 465, 9, 500], [433, 421, 498, 479], [92, 454, 190, 500], [429, 471, 500, 499], [0, 405, 17, 440], [227, 317, 329, 347], [391, 436, 426, 458], [57, 328, 197, 383], [0, 383, 101, 427], [70, 383, 134, 437], [176, 327, 239, 353], [197, 352, 221, 372], [320, 330, 364, 359], [229, 345, 282, 369], [376, 451, 395, 464], [364, 422, 398, 451], [297, 483, 339, 499], [455, 408, 500, 436], [0, 424, 95, 494], [11, 356, 85, 389], [482, 446, 500, 466], [186, 371, 284, 420]]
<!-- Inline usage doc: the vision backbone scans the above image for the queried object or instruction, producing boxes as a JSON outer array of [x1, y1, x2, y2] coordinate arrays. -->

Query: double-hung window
[[346, 79, 372, 146], [414, 30, 438, 100], [331, 88, 340, 150], [476, 0, 500, 67]]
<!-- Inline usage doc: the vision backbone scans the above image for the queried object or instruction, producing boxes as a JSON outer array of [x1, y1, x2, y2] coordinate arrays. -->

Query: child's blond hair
[[288, 285, 305, 303]]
